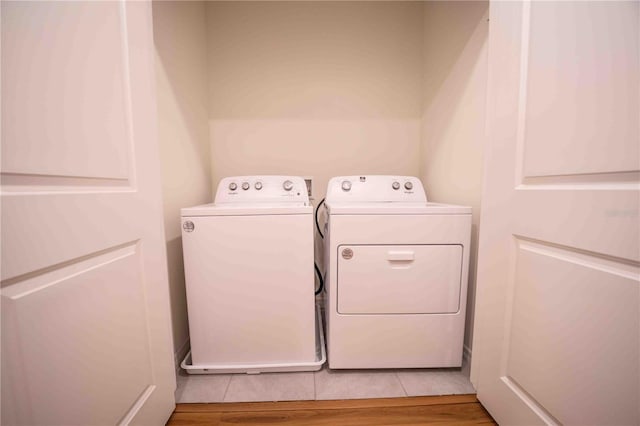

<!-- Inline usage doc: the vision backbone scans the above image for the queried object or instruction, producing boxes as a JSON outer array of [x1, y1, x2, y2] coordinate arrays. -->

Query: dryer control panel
[[325, 175, 427, 203], [215, 175, 309, 204]]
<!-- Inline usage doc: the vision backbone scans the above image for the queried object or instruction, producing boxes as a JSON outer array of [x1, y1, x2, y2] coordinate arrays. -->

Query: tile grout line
[[395, 372, 409, 397], [221, 375, 233, 402]]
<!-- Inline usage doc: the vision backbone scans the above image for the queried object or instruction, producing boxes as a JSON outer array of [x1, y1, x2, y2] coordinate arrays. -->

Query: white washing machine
[[323, 175, 471, 369], [180, 176, 325, 374]]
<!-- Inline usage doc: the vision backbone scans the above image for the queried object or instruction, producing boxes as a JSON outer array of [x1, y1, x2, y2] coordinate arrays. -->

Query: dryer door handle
[[387, 251, 415, 262]]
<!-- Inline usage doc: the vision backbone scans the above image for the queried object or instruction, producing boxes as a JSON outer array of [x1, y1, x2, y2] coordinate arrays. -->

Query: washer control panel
[[326, 175, 427, 203], [215, 176, 309, 204]]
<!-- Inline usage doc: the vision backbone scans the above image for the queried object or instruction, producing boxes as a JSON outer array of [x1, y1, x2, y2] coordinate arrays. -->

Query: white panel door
[[1, 2, 176, 425], [472, 1, 639, 425]]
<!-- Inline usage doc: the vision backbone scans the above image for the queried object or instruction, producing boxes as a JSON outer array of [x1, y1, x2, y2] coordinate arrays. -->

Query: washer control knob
[[228, 182, 238, 191], [341, 180, 352, 192], [283, 180, 294, 191], [404, 181, 413, 190], [392, 181, 400, 190], [241, 182, 250, 190], [255, 181, 263, 190]]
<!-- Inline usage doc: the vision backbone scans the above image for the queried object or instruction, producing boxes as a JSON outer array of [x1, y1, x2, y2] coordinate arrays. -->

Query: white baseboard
[[463, 344, 476, 389], [463, 344, 472, 365], [174, 338, 190, 374]]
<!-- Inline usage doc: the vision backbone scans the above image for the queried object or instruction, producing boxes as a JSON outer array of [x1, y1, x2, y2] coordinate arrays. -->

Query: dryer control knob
[[242, 182, 250, 190], [341, 180, 352, 192], [404, 181, 413, 190], [392, 181, 400, 190], [229, 182, 238, 191], [283, 180, 294, 191], [255, 181, 263, 190]]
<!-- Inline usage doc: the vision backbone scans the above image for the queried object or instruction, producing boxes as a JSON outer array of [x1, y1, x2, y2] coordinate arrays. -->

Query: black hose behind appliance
[[314, 262, 324, 295], [313, 197, 326, 295], [315, 198, 325, 239]]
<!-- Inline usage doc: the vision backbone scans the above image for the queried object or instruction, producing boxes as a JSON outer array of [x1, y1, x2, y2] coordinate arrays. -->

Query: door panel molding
[[515, 1, 640, 179], [117, 385, 157, 426], [504, 238, 639, 424], [1, 241, 156, 425], [513, 236, 640, 275], [0, 172, 133, 194], [1, 242, 138, 294], [500, 376, 560, 426], [1, 1, 136, 183], [518, 171, 640, 190]]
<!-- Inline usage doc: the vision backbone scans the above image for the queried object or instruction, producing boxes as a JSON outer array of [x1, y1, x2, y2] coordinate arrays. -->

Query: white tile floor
[[175, 359, 475, 403]]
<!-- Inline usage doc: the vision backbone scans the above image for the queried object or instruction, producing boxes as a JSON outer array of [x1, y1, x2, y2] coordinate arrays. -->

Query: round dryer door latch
[[183, 221, 195, 232], [341, 248, 354, 260]]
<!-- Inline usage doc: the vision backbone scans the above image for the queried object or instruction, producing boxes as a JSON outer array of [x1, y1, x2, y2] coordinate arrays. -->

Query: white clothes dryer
[[181, 176, 325, 374], [323, 175, 471, 369]]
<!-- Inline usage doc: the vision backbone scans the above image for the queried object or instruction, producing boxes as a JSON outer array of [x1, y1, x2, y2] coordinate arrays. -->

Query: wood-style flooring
[[167, 394, 496, 425]]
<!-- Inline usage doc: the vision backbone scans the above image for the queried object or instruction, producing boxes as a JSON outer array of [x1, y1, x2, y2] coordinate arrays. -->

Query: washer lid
[[182, 203, 312, 217], [326, 202, 471, 215]]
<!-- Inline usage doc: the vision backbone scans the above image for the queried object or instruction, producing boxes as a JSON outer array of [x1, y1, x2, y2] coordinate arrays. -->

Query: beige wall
[[421, 1, 489, 351], [154, 0, 489, 365], [206, 1, 424, 199], [153, 1, 211, 363]]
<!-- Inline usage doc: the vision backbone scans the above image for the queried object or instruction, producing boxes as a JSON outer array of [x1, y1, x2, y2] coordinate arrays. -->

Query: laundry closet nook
[[154, 0, 487, 402], [155, 1, 640, 423]]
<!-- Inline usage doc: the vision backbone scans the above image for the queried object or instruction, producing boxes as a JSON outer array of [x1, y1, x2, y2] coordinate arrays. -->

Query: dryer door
[[337, 244, 463, 314]]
